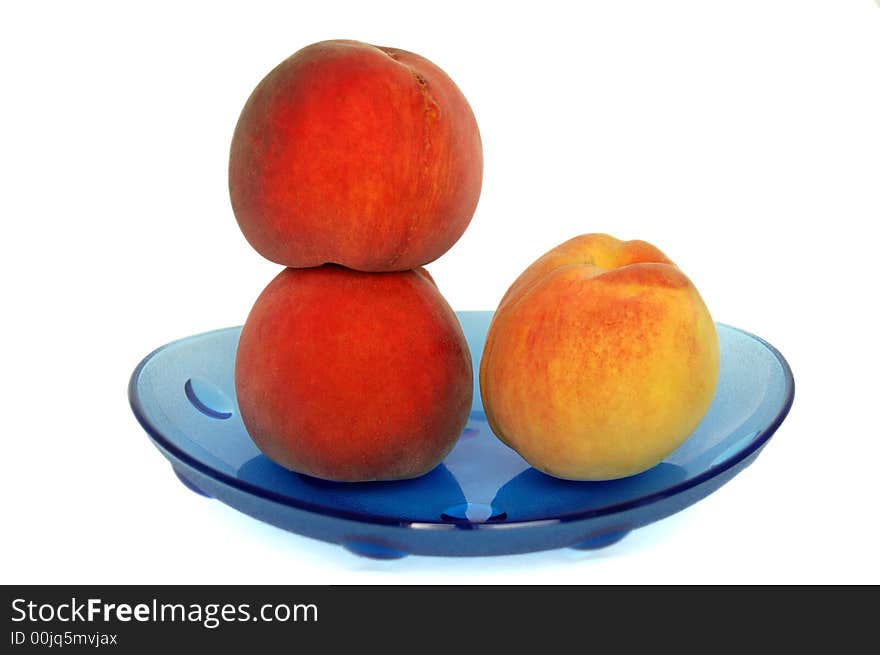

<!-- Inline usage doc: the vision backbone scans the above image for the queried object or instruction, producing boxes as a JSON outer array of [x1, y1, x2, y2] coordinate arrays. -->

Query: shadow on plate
[[492, 462, 689, 522], [236, 455, 466, 524]]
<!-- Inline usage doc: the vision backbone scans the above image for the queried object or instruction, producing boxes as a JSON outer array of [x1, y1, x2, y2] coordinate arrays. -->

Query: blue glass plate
[[129, 311, 793, 558]]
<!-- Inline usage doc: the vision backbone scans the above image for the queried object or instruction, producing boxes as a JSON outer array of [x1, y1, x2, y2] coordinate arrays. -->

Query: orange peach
[[229, 39, 483, 272], [235, 265, 472, 482], [480, 234, 719, 481]]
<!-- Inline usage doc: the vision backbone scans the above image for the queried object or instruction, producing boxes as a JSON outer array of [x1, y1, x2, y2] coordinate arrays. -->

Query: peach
[[234, 265, 473, 482], [479, 234, 719, 481], [229, 39, 483, 272]]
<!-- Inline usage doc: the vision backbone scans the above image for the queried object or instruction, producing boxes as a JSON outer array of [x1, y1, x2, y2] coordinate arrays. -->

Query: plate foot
[[173, 467, 211, 498], [571, 530, 630, 550], [342, 540, 408, 559]]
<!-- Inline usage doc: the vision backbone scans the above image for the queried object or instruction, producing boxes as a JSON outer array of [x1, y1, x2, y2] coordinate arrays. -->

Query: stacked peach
[[231, 40, 482, 481]]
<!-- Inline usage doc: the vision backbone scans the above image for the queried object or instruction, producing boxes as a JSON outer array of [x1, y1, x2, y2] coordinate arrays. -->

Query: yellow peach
[[479, 234, 719, 480]]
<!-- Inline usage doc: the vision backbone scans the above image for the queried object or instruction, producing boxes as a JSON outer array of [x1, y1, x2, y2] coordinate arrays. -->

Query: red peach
[[229, 39, 483, 272], [234, 265, 473, 481]]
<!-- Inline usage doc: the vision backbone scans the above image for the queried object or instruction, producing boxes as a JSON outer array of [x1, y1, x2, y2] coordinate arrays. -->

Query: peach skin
[[479, 234, 720, 481]]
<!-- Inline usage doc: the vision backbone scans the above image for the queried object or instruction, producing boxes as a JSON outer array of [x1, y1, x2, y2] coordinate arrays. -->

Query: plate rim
[[128, 317, 795, 531]]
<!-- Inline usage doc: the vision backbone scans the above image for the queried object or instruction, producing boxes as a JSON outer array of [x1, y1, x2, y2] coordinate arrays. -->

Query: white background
[[2, 0, 878, 584]]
